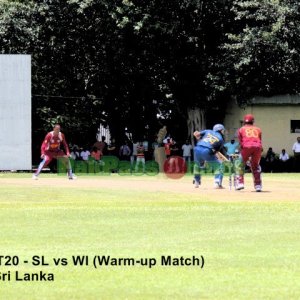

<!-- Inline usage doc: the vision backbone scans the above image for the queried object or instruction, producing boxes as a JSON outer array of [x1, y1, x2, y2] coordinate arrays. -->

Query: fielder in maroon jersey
[[32, 124, 76, 180], [236, 114, 263, 192]]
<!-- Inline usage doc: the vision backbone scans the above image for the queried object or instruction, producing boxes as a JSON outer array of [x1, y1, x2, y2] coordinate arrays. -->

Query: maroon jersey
[[238, 125, 262, 149], [41, 131, 70, 155]]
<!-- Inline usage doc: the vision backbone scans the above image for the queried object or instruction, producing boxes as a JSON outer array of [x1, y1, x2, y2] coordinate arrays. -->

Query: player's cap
[[213, 124, 225, 132], [244, 114, 254, 123]]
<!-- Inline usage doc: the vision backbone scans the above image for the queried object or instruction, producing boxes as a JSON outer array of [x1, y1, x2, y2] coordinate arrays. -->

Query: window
[[291, 120, 300, 133]]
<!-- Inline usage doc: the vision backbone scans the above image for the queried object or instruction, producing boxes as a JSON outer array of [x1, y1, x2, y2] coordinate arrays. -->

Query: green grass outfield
[[0, 173, 300, 299]]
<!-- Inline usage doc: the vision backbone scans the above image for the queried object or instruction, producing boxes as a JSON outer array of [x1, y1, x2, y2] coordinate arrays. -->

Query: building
[[223, 95, 300, 156]]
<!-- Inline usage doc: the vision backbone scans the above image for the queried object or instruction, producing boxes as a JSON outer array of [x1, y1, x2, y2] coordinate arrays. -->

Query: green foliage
[[224, 0, 300, 102], [0, 1, 35, 53], [0, 0, 233, 147], [2, 0, 300, 148]]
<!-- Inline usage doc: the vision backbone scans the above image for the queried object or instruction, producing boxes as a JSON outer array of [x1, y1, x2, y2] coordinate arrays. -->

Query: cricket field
[[0, 172, 299, 299]]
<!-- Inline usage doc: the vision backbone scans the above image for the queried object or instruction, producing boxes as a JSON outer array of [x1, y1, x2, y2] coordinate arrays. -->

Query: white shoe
[[68, 174, 77, 180], [255, 185, 262, 192], [32, 174, 38, 180], [236, 183, 244, 190]]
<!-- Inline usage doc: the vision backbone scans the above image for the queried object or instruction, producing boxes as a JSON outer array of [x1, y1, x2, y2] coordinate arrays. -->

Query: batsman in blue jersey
[[193, 124, 227, 189]]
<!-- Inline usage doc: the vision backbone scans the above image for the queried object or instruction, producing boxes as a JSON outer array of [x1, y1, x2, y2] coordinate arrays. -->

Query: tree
[[223, 0, 300, 104], [0, 0, 237, 158], [112, 0, 235, 137]]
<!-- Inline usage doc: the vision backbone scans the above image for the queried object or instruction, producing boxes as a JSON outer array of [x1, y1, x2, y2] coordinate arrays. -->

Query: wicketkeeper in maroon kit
[[235, 114, 263, 192], [32, 124, 76, 180]]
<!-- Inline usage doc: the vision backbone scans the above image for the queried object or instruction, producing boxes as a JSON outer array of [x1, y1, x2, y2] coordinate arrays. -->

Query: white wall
[[223, 98, 300, 156], [0, 55, 31, 170]]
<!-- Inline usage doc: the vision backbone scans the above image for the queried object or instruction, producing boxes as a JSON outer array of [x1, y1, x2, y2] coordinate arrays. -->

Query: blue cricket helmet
[[213, 124, 225, 132]]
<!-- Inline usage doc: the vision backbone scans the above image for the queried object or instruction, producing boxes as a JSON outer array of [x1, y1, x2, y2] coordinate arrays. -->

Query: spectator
[[93, 136, 107, 155], [142, 139, 149, 151], [170, 139, 179, 156], [135, 142, 145, 173], [90, 146, 104, 172], [119, 141, 131, 161], [142, 138, 150, 160], [80, 147, 90, 161], [164, 138, 172, 158], [292, 137, 300, 172], [279, 149, 289, 172], [265, 147, 276, 172], [224, 139, 239, 156], [70, 146, 80, 161], [91, 146, 102, 162], [279, 149, 289, 162], [107, 139, 117, 156], [167, 140, 180, 173], [130, 140, 138, 168], [182, 140, 193, 164]]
